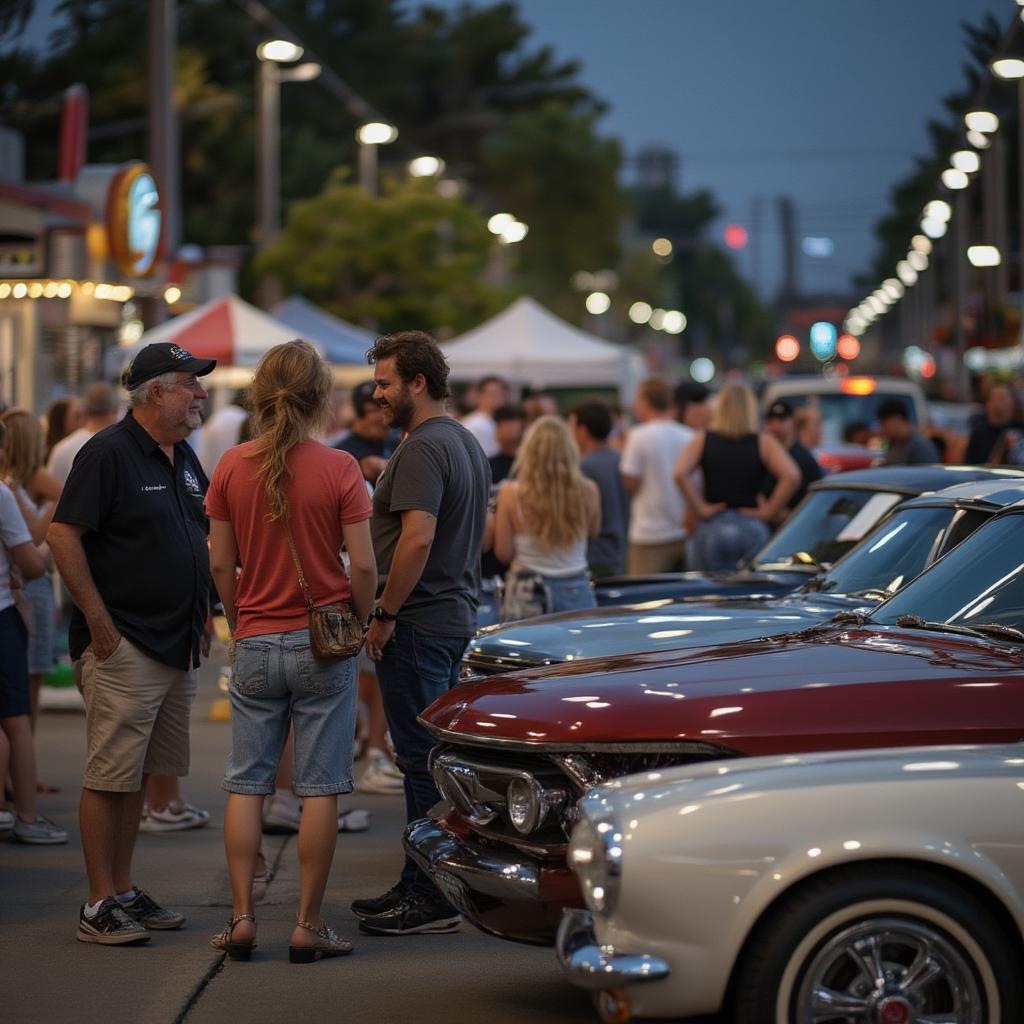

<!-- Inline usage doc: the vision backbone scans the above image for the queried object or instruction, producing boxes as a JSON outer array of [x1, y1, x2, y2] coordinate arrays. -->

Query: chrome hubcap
[[796, 916, 982, 1024]]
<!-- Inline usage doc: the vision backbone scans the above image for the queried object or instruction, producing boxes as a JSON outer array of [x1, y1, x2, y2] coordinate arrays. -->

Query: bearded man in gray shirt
[[352, 330, 490, 937]]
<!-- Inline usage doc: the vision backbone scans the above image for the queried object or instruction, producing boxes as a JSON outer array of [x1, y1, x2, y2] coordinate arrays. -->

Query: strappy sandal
[[289, 918, 354, 963], [210, 913, 256, 961]]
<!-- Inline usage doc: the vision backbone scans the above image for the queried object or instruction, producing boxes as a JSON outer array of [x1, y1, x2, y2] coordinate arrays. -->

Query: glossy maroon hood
[[423, 627, 1024, 756]]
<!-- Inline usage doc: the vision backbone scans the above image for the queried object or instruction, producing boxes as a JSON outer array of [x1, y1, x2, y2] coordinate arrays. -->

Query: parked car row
[[409, 465, 1024, 1023]]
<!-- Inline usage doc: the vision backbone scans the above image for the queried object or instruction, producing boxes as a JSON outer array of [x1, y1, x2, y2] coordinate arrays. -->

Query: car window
[[815, 506, 983, 600], [754, 489, 902, 571], [875, 515, 1024, 632], [770, 392, 917, 443]]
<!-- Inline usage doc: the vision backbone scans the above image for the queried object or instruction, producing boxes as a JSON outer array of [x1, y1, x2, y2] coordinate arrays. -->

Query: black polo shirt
[[53, 411, 212, 670]]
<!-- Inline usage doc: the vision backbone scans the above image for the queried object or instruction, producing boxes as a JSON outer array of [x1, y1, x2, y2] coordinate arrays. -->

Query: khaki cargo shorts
[[80, 637, 197, 792]]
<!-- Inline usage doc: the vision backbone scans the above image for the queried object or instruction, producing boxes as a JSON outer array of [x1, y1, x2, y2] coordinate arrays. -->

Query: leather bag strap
[[280, 516, 316, 612]]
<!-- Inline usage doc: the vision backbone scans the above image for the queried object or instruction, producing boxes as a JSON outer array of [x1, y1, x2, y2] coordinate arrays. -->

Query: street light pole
[[256, 57, 280, 248], [953, 188, 969, 401]]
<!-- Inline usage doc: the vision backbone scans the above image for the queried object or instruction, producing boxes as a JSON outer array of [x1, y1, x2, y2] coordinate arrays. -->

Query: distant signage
[[105, 162, 162, 277]]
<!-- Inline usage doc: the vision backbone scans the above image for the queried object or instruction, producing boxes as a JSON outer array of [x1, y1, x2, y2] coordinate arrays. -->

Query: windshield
[[875, 514, 1024, 634], [754, 488, 903, 571], [812, 506, 991, 601], [770, 392, 917, 444]]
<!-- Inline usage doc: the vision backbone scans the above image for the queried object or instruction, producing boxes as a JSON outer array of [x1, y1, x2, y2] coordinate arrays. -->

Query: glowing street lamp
[[964, 110, 999, 134], [257, 41, 322, 246], [967, 246, 1001, 268], [356, 122, 398, 194], [408, 155, 445, 178], [950, 150, 980, 174]]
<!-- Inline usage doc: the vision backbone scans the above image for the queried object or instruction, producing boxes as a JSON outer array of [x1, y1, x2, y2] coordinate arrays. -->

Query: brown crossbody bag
[[281, 518, 365, 660]]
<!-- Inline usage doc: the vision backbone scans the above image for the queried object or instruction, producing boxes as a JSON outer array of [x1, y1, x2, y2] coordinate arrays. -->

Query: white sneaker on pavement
[[357, 749, 404, 795], [262, 789, 302, 834], [14, 815, 68, 844], [139, 801, 211, 833]]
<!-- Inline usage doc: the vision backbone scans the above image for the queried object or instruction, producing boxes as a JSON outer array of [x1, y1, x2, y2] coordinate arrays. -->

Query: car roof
[[809, 465, 1024, 497], [898, 478, 1024, 510]]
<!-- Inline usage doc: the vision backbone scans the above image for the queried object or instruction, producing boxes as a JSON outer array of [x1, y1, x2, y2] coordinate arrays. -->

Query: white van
[[762, 375, 928, 444]]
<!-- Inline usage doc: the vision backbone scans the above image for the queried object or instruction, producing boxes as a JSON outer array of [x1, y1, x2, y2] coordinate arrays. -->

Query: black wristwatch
[[373, 605, 398, 622]]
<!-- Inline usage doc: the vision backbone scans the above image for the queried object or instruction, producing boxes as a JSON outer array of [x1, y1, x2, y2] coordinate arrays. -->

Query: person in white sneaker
[[0, 452, 66, 846]]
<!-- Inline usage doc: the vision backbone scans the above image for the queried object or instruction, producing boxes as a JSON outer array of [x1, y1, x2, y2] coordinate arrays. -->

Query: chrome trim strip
[[422, 721, 733, 756], [556, 909, 671, 989]]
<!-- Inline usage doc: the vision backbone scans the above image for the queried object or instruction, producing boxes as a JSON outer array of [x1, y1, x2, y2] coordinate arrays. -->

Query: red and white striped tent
[[125, 294, 304, 369]]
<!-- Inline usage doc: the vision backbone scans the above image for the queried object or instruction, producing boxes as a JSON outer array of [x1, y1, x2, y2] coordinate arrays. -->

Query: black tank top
[[700, 432, 765, 508]]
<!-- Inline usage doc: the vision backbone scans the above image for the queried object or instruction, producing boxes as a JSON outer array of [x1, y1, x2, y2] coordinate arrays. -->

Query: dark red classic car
[[407, 507, 1024, 945]]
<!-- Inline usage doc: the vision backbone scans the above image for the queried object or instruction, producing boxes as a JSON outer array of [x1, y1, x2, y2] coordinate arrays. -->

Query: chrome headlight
[[568, 812, 623, 915], [507, 778, 540, 834]]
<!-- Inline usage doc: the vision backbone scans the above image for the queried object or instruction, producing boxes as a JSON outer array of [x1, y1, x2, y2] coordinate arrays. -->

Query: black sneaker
[[118, 887, 186, 930], [77, 898, 150, 945], [357, 891, 461, 936], [350, 881, 409, 919]]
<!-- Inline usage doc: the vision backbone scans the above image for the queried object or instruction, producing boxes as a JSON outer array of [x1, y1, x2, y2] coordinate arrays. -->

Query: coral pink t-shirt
[[205, 440, 371, 640]]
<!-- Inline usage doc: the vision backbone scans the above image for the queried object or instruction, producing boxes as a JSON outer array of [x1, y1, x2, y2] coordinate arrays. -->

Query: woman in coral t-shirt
[[206, 340, 376, 962]]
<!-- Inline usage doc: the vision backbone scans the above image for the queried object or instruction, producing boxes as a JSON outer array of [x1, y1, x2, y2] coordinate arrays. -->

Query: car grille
[[430, 741, 730, 843]]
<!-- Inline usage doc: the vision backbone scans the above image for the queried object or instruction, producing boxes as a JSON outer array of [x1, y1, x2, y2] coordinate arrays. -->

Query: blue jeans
[[375, 621, 468, 896], [500, 569, 596, 622], [224, 629, 357, 797], [693, 510, 772, 572]]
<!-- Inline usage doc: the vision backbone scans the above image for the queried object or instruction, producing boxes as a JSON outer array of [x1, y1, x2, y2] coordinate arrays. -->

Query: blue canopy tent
[[273, 296, 374, 366]]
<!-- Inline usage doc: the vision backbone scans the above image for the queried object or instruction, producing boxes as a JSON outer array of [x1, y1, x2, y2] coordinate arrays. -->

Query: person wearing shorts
[[207, 340, 376, 962], [48, 342, 217, 946]]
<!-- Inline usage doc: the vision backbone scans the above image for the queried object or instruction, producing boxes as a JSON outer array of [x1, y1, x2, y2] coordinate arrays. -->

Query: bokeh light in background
[[904, 345, 937, 380], [628, 301, 652, 324], [837, 334, 860, 360], [651, 237, 673, 257], [723, 224, 748, 250], [809, 321, 838, 362], [775, 335, 800, 362], [585, 291, 611, 314], [690, 357, 715, 383]]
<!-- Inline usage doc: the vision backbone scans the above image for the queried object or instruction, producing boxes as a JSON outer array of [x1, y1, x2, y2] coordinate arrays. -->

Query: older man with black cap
[[762, 399, 822, 514], [47, 342, 216, 946]]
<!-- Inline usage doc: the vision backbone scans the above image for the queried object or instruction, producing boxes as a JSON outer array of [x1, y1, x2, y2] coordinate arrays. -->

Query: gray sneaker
[[0, 809, 14, 835], [118, 887, 186, 930], [13, 815, 67, 844], [77, 898, 150, 945]]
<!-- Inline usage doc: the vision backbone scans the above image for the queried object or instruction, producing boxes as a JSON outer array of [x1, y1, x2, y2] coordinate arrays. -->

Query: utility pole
[[148, 0, 179, 260]]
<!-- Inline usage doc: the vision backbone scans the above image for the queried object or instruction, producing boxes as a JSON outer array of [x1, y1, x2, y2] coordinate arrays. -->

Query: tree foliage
[[253, 174, 507, 336]]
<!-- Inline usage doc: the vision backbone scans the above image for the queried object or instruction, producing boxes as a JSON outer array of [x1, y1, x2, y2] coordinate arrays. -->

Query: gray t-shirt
[[372, 416, 491, 636], [884, 432, 939, 466], [580, 446, 629, 574]]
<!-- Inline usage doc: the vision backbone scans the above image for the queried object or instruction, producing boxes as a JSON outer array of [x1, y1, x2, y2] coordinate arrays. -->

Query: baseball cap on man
[[122, 343, 217, 391], [766, 400, 793, 420]]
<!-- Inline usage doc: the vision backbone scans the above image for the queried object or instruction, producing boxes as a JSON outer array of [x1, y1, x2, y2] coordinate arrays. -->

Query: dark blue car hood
[[464, 594, 862, 672]]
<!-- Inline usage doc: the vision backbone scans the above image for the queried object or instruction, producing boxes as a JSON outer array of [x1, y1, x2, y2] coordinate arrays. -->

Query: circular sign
[[106, 162, 163, 277]]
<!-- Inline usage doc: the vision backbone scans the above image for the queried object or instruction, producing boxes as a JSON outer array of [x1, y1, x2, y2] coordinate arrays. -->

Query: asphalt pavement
[[0, 645, 596, 1024]]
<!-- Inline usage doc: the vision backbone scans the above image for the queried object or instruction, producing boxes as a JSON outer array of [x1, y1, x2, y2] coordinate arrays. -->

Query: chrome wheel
[[795, 916, 982, 1024]]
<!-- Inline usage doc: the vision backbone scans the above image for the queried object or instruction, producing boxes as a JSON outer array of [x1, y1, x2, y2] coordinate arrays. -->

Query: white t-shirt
[[199, 404, 249, 477], [620, 419, 694, 544], [0, 483, 32, 612], [47, 427, 93, 486], [460, 410, 498, 458]]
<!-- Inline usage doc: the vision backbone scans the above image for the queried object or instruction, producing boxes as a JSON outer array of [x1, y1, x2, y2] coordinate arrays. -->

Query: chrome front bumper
[[404, 817, 541, 903], [556, 909, 671, 990]]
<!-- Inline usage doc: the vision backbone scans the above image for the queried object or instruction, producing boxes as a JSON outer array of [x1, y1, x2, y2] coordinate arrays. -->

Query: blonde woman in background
[[673, 382, 799, 572], [0, 409, 62, 732], [494, 415, 600, 621]]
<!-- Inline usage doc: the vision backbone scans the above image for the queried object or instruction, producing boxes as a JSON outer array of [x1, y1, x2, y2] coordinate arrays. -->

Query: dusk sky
[[6, 0, 1013, 299]]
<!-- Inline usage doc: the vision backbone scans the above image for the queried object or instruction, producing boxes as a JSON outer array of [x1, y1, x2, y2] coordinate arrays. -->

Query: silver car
[[559, 745, 1024, 1023]]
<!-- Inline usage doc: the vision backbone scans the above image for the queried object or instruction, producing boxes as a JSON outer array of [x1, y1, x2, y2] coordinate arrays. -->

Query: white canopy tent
[[442, 297, 644, 397]]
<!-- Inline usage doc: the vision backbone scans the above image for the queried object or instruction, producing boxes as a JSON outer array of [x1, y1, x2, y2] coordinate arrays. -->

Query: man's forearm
[[378, 532, 432, 614], [47, 527, 109, 624]]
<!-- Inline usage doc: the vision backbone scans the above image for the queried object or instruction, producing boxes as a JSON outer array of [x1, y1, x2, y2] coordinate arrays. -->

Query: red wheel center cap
[[877, 996, 912, 1024]]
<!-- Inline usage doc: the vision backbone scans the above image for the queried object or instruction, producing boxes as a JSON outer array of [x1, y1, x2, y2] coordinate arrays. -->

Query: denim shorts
[[22, 574, 56, 675], [224, 629, 357, 797]]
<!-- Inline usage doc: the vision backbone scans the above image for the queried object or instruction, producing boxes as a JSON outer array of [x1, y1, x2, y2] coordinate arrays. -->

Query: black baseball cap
[[766, 400, 793, 419], [122, 342, 216, 391], [352, 380, 380, 411]]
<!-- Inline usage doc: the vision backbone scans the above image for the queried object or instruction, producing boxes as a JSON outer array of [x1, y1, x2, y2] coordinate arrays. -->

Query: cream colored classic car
[[558, 745, 1024, 1024]]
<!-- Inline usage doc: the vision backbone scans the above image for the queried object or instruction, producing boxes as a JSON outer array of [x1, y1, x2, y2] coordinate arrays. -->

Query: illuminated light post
[[257, 41, 321, 246], [408, 155, 445, 178], [356, 121, 399, 195]]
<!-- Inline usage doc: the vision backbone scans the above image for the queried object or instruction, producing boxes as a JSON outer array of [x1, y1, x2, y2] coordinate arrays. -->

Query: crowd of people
[[4, 334, 1024, 959]]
